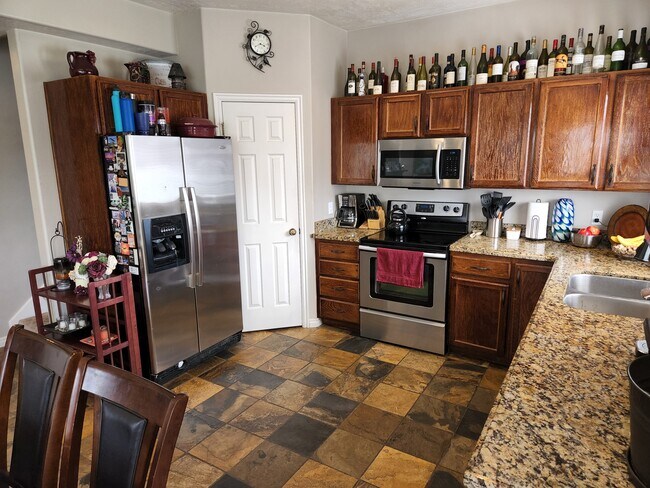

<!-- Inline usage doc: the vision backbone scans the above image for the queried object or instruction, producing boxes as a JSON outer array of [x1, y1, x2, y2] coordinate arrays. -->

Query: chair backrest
[[60, 358, 188, 488], [0, 325, 82, 488]]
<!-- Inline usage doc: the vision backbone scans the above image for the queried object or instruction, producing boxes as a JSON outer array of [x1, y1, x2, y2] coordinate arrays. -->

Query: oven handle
[[359, 245, 446, 260], [435, 143, 442, 185]]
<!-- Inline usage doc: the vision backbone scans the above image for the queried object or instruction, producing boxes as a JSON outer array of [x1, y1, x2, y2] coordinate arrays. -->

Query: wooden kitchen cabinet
[[421, 87, 470, 136], [379, 92, 421, 139], [331, 97, 379, 185], [508, 261, 552, 361], [44, 75, 209, 251], [449, 252, 552, 365], [158, 88, 209, 134], [605, 71, 650, 191], [530, 75, 612, 189], [468, 81, 535, 188], [316, 240, 360, 334]]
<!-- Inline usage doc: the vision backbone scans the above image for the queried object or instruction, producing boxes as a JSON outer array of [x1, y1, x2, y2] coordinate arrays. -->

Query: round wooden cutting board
[[608, 205, 648, 238]]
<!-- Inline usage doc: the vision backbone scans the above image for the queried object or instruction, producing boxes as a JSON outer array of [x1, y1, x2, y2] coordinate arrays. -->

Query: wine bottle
[[567, 37, 575, 74], [593, 25, 606, 72], [345, 65, 356, 96], [525, 37, 539, 79], [537, 39, 549, 78], [610, 30, 626, 71], [381, 65, 389, 94], [626, 29, 638, 70], [358, 64, 366, 96], [583, 33, 594, 74], [502, 46, 512, 82], [573, 28, 586, 74], [444, 54, 457, 88], [429, 53, 442, 89], [632, 27, 649, 69], [477, 44, 489, 84], [508, 42, 520, 80], [368, 62, 376, 92], [547, 39, 558, 77], [604, 36, 613, 71], [457, 50, 468, 86], [468, 47, 477, 86], [555, 35, 569, 75], [406, 54, 416, 91], [519, 39, 530, 79], [487, 48, 495, 79], [416, 56, 428, 90], [491, 45, 503, 83], [390, 58, 401, 93]]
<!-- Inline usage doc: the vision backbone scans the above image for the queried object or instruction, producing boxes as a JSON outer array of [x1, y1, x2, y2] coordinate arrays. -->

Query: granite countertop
[[453, 235, 650, 487], [312, 221, 381, 242]]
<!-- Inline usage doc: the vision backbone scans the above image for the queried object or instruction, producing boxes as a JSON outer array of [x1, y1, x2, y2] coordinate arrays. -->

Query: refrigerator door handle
[[180, 186, 196, 288], [189, 187, 204, 287]]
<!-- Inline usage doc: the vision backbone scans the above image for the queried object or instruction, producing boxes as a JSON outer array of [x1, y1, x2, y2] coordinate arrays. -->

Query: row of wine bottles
[[345, 25, 649, 96]]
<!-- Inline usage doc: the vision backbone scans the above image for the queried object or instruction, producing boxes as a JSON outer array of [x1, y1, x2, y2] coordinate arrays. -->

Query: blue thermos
[[119, 92, 135, 133], [111, 89, 123, 132]]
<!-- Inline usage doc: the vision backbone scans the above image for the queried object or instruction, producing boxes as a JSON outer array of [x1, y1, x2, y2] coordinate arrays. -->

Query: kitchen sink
[[563, 274, 650, 319]]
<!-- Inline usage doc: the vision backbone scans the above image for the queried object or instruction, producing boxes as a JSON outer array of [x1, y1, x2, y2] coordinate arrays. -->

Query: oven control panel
[[389, 200, 468, 218]]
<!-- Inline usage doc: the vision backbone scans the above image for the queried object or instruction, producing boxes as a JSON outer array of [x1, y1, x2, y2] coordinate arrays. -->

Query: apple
[[586, 226, 601, 236], [578, 228, 589, 235]]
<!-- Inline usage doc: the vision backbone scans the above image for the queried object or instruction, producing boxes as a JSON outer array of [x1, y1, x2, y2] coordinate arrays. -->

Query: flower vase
[[552, 198, 575, 242], [95, 275, 111, 301]]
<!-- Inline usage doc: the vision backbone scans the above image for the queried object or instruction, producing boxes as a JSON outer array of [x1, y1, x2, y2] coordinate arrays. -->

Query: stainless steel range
[[359, 200, 469, 354]]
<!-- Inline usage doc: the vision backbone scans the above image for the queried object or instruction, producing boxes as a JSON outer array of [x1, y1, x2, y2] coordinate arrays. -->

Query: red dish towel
[[376, 248, 424, 288]]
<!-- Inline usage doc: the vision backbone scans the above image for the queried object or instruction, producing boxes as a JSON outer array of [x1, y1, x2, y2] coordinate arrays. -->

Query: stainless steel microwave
[[378, 137, 466, 189]]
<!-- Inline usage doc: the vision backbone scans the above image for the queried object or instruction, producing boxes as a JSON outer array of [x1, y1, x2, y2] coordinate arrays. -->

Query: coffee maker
[[635, 205, 650, 263], [336, 193, 366, 228]]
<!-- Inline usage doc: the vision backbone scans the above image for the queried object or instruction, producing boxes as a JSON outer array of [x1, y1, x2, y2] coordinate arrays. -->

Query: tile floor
[[161, 325, 507, 488]]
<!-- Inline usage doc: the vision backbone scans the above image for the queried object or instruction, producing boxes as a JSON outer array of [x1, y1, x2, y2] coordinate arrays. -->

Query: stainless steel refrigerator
[[101, 135, 242, 379]]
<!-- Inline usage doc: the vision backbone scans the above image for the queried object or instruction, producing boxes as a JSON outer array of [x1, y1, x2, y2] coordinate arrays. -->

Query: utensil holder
[[486, 218, 503, 238]]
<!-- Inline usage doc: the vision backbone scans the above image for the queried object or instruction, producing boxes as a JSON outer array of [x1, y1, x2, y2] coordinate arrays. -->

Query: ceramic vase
[[552, 198, 574, 242]]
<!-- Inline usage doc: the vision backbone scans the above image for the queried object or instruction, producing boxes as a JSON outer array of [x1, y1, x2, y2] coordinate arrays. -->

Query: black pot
[[628, 354, 650, 487]]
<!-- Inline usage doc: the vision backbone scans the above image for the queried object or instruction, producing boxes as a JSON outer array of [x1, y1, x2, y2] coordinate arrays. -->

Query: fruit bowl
[[571, 230, 603, 248]]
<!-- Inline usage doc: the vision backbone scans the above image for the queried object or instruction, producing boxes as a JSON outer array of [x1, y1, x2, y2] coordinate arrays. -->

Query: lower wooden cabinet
[[449, 252, 552, 365], [316, 239, 360, 334]]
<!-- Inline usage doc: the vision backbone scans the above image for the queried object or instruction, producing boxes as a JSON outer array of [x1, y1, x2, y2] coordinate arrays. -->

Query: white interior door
[[221, 101, 303, 331]]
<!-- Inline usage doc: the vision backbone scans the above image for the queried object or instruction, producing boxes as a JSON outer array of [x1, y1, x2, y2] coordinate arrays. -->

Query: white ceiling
[[130, 0, 514, 31]]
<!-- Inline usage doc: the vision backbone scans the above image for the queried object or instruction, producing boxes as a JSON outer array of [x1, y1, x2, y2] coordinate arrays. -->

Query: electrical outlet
[[327, 201, 335, 216], [591, 210, 604, 226]]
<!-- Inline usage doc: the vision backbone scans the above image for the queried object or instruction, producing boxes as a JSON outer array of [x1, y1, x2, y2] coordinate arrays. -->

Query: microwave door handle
[[180, 187, 196, 289], [189, 187, 203, 287], [435, 144, 442, 186]]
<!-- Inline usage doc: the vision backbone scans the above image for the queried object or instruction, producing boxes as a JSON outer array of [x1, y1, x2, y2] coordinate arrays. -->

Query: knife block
[[361, 207, 385, 230]]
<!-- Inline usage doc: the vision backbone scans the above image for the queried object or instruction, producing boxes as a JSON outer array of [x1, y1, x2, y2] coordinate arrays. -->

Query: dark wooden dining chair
[[60, 357, 188, 488], [0, 324, 82, 488]]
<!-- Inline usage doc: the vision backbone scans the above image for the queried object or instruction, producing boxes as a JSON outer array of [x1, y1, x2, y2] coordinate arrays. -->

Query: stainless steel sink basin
[[563, 274, 650, 318]]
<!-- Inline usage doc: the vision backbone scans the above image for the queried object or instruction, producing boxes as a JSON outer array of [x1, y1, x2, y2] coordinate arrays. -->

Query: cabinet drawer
[[319, 260, 359, 280], [320, 277, 359, 301], [318, 242, 359, 261], [452, 254, 511, 280], [320, 298, 359, 324]]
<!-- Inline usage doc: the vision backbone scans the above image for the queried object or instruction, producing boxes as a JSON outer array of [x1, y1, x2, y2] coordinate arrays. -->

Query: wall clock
[[243, 21, 274, 72]]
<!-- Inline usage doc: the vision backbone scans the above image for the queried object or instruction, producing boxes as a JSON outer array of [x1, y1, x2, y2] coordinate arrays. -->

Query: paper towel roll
[[525, 201, 549, 240]]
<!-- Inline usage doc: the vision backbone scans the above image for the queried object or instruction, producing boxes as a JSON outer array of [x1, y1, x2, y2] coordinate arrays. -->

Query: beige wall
[[173, 10, 206, 93], [343, 0, 650, 226], [0, 36, 40, 334]]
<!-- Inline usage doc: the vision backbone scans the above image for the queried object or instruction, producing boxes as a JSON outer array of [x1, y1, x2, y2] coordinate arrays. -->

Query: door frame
[[213, 93, 310, 329]]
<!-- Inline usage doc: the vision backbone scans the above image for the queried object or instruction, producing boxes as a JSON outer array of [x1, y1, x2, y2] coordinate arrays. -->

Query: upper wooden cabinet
[[421, 87, 470, 136], [530, 75, 612, 189], [605, 71, 650, 190], [158, 88, 209, 134], [379, 93, 421, 138], [469, 81, 535, 188], [331, 97, 379, 185]]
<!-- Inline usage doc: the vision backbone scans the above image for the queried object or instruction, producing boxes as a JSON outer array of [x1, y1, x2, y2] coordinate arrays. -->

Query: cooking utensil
[[498, 196, 512, 213], [480, 193, 492, 208], [491, 191, 503, 200], [482, 207, 489, 219], [503, 201, 516, 214]]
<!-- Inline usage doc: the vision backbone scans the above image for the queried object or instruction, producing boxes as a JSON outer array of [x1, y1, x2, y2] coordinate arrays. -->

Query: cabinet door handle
[[516, 269, 521, 285], [470, 266, 490, 271], [333, 286, 345, 292], [589, 164, 597, 185], [413, 116, 418, 132], [331, 250, 345, 254], [501, 289, 507, 307], [607, 165, 614, 186], [371, 165, 376, 182], [425, 116, 430, 131]]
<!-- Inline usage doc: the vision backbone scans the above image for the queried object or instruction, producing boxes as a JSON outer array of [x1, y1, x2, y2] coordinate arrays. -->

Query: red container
[[175, 117, 217, 138]]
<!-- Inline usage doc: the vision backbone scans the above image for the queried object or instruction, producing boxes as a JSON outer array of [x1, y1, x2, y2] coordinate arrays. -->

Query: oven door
[[378, 138, 466, 189], [359, 246, 447, 322]]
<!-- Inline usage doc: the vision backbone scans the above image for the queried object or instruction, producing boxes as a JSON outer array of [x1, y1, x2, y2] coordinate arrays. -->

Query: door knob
[[289, 228, 297, 236]]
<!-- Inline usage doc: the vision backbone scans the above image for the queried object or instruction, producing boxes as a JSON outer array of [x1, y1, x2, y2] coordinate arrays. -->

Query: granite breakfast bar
[[457, 235, 650, 487]]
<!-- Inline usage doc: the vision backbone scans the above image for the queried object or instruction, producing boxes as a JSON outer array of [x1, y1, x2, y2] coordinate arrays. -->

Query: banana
[[610, 235, 619, 244], [617, 235, 645, 248]]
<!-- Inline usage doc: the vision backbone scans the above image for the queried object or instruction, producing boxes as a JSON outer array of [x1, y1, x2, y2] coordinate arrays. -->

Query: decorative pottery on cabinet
[[552, 198, 575, 242]]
